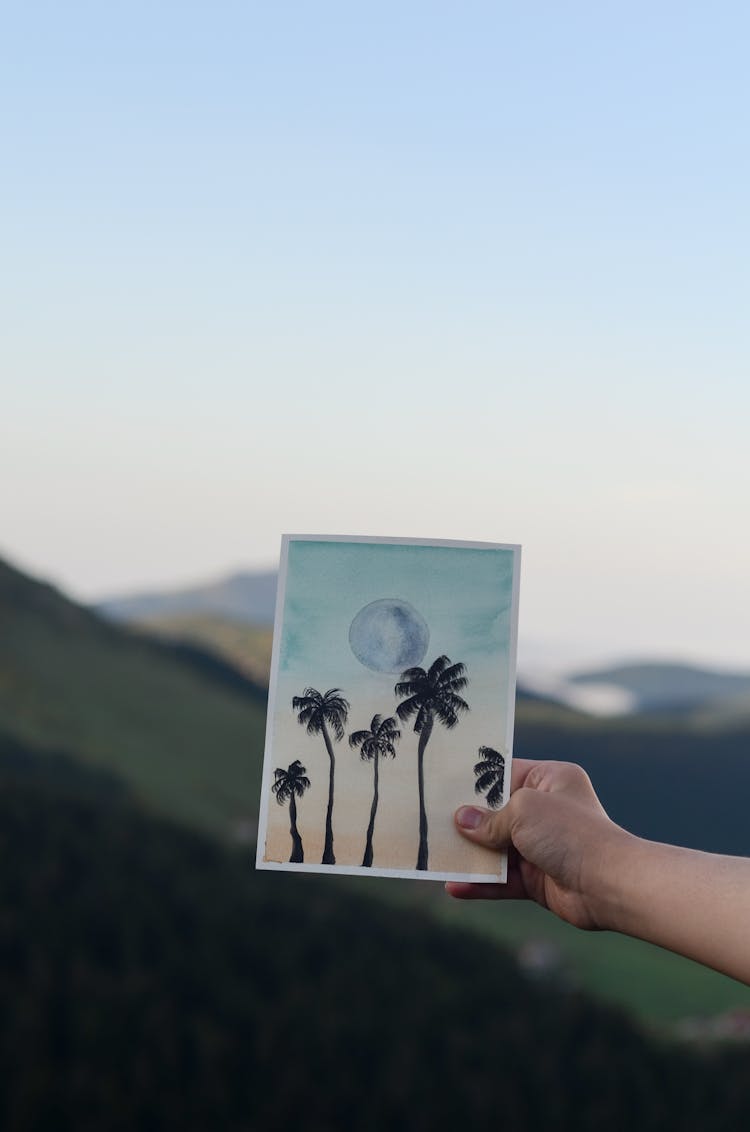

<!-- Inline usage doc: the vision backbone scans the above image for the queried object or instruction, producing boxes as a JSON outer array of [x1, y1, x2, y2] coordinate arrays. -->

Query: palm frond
[[443, 692, 469, 715], [322, 689, 349, 739], [434, 692, 468, 729], [369, 713, 383, 734], [293, 702, 320, 734], [348, 729, 371, 749], [292, 688, 323, 709], [427, 655, 451, 681], [394, 678, 421, 698], [474, 746, 504, 807], [436, 661, 467, 686], [377, 716, 401, 742], [398, 666, 427, 683], [474, 768, 498, 793], [325, 709, 346, 740], [477, 746, 505, 767], [271, 768, 291, 804], [435, 706, 458, 729], [441, 674, 468, 694], [486, 782, 504, 809], [396, 695, 421, 722], [322, 688, 348, 706]]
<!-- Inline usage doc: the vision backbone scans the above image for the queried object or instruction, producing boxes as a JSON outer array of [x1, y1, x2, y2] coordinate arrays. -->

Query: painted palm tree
[[292, 687, 350, 865], [395, 655, 469, 870], [473, 746, 506, 809], [349, 714, 401, 868], [271, 760, 311, 862]]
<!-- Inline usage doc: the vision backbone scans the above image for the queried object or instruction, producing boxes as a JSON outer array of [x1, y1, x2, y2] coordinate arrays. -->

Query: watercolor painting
[[256, 535, 521, 883]]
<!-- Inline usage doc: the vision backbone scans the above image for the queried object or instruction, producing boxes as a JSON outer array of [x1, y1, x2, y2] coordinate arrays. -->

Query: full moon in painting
[[348, 598, 430, 674]]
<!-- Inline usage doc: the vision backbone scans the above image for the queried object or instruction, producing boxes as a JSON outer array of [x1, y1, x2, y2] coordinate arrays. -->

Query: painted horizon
[[255, 535, 522, 883]]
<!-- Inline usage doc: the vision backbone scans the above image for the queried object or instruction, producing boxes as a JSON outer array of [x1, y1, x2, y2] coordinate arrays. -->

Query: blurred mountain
[[96, 569, 750, 724], [0, 555, 267, 838], [126, 609, 580, 722], [97, 569, 278, 625], [569, 662, 750, 716], [130, 613, 274, 685]]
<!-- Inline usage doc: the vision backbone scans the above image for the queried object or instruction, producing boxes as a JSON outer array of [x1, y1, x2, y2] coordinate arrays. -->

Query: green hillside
[[0, 558, 267, 838], [5, 757, 750, 1130], [133, 612, 274, 685], [4, 555, 750, 1027]]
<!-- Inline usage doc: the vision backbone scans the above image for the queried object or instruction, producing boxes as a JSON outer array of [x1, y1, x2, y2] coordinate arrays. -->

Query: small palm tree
[[349, 714, 400, 867], [473, 746, 506, 809], [395, 655, 469, 870], [271, 760, 311, 862], [292, 687, 350, 865]]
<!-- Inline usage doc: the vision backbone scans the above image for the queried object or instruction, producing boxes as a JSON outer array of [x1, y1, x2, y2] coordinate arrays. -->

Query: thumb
[[455, 802, 514, 850]]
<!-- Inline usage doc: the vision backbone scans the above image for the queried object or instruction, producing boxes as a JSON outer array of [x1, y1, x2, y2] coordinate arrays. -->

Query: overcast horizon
[[3, 3, 749, 669]]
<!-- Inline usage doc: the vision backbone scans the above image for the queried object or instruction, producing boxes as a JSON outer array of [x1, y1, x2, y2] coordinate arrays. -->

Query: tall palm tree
[[349, 714, 400, 867], [292, 687, 350, 865], [271, 760, 311, 863], [473, 746, 506, 809], [395, 655, 469, 870]]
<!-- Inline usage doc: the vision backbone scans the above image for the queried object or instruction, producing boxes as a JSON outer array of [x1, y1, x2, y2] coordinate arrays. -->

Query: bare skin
[[446, 759, 750, 985]]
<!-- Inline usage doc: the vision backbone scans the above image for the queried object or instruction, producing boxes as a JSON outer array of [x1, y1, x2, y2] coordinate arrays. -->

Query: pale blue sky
[[2, 3, 749, 664]]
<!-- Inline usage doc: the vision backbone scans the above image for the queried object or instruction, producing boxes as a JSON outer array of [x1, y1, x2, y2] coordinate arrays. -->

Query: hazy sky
[[2, 3, 749, 665]]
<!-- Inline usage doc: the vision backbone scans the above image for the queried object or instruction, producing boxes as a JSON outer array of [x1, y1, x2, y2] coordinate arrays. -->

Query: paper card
[[255, 535, 521, 882]]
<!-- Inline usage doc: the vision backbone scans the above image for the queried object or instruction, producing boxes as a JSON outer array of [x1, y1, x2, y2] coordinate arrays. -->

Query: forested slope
[[3, 751, 750, 1131]]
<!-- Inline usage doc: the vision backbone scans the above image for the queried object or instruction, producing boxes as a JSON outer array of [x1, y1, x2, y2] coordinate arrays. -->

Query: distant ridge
[[95, 569, 750, 721], [97, 569, 278, 625], [569, 661, 750, 716]]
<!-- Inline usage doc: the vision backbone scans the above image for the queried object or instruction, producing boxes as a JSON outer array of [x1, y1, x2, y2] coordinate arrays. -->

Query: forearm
[[595, 832, 750, 984]]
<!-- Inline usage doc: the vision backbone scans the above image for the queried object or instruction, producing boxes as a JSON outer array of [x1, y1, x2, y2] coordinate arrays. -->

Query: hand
[[446, 759, 631, 931]]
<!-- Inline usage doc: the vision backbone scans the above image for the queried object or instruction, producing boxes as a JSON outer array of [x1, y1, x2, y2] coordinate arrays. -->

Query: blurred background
[[3, 2, 750, 1127]]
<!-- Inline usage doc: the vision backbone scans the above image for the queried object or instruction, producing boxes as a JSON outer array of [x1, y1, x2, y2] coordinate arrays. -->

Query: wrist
[[584, 824, 646, 933]]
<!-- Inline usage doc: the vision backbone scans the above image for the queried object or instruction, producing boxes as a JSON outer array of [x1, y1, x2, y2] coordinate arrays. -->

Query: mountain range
[[5, 552, 750, 1025], [98, 567, 750, 721], [98, 569, 278, 625]]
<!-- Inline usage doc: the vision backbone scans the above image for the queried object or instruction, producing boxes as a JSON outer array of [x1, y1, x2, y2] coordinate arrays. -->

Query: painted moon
[[349, 598, 430, 674]]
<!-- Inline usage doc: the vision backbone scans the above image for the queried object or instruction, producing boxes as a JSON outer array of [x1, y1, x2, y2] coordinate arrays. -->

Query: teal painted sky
[[279, 540, 516, 681], [2, 2, 749, 664]]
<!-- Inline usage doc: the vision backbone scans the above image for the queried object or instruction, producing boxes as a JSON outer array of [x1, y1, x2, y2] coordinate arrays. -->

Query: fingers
[[455, 800, 516, 850], [509, 758, 542, 791], [446, 863, 527, 901], [445, 882, 507, 900]]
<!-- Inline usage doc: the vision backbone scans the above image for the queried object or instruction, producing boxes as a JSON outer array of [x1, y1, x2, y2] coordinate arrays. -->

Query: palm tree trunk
[[320, 722, 336, 865], [288, 794, 304, 863], [416, 717, 433, 870], [362, 754, 379, 867]]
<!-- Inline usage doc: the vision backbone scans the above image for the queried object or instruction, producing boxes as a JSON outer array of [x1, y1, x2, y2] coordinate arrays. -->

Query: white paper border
[[255, 533, 522, 883]]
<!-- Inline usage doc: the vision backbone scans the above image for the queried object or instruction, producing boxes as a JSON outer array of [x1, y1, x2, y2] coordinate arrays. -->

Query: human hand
[[446, 759, 632, 931]]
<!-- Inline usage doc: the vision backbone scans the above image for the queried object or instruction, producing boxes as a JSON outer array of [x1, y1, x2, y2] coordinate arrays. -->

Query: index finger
[[510, 758, 545, 792]]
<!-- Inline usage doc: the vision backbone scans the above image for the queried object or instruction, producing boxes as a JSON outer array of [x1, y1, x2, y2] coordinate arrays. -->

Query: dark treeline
[[516, 720, 750, 856], [3, 753, 750, 1130]]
